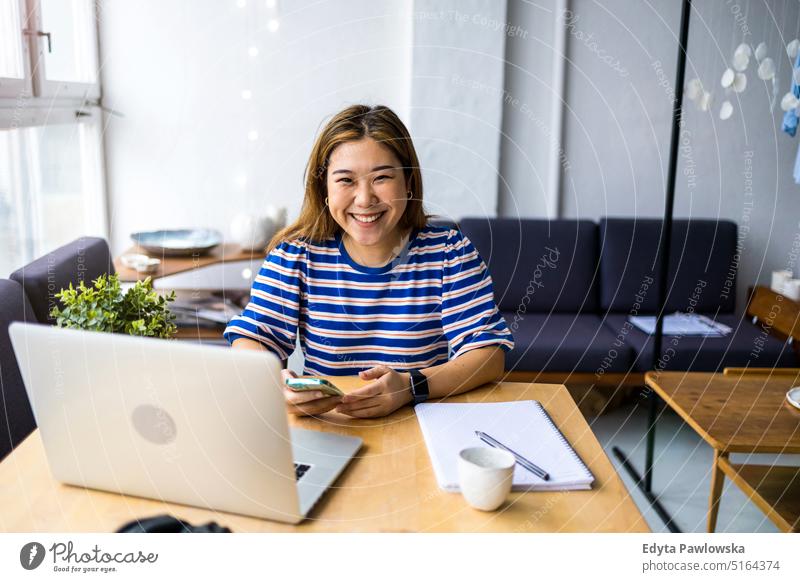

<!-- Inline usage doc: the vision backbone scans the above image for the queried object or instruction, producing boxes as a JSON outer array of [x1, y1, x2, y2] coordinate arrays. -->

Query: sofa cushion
[[599, 218, 737, 314], [502, 313, 633, 373], [461, 218, 598, 313], [603, 314, 797, 372], [0, 279, 37, 460], [10, 237, 115, 324]]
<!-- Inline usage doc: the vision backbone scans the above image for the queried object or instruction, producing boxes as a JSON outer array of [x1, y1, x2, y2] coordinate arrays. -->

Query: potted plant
[[50, 273, 177, 338]]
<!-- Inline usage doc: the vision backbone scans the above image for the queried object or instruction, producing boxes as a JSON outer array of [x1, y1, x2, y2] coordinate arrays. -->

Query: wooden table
[[645, 371, 800, 532], [114, 244, 258, 283], [0, 379, 648, 533], [115, 244, 258, 342]]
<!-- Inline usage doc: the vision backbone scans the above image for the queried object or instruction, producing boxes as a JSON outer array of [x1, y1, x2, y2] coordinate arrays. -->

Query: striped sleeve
[[441, 230, 514, 358], [223, 239, 305, 359]]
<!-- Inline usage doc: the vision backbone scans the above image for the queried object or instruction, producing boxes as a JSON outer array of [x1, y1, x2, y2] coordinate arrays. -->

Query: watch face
[[410, 370, 428, 404]]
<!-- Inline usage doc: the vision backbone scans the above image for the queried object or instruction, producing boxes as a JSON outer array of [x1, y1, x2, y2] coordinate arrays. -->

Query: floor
[[589, 399, 800, 533]]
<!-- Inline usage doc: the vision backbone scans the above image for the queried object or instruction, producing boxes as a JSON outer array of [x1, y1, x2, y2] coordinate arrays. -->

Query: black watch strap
[[409, 369, 429, 405]]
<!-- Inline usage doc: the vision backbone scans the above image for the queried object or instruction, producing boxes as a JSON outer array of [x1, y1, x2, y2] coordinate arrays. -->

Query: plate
[[131, 229, 222, 257], [787, 387, 800, 411]]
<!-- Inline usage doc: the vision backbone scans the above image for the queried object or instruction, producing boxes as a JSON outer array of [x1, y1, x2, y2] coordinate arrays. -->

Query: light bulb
[[248, 46, 259, 57], [236, 0, 246, 8], [248, 130, 259, 141], [268, 18, 280, 32], [241, 89, 252, 100], [266, 0, 277, 8], [235, 173, 247, 187]]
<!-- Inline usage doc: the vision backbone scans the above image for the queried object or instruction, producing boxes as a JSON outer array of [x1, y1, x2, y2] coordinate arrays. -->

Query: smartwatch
[[408, 369, 430, 406]]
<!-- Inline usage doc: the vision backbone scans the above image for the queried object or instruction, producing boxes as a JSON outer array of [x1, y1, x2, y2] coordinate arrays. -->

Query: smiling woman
[[225, 105, 514, 419]]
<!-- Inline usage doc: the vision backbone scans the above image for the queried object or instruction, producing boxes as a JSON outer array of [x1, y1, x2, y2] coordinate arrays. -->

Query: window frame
[[0, 0, 33, 98], [0, 0, 107, 277], [0, 109, 109, 276], [25, 0, 101, 100]]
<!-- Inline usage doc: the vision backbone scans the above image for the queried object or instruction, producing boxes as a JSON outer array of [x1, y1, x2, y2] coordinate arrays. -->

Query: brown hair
[[265, 104, 431, 253]]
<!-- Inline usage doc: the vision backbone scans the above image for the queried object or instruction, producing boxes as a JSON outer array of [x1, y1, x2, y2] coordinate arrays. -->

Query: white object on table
[[264, 204, 287, 231], [771, 270, 793, 294], [415, 401, 594, 492], [787, 387, 800, 411], [229, 213, 274, 251], [152, 259, 260, 292], [457, 447, 515, 511], [119, 253, 161, 273], [628, 313, 732, 336], [783, 279, 800, 301]]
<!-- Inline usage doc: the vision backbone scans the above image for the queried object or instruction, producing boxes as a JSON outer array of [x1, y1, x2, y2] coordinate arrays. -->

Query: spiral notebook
[[415, 401, 595, 492]]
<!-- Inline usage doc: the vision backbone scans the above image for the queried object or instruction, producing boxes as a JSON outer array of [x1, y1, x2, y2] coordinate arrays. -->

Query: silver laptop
[[9, 322, 361, 524]]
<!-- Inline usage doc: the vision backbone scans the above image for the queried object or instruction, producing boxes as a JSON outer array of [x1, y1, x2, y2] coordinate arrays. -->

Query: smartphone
[[285, 377, 344, 397]]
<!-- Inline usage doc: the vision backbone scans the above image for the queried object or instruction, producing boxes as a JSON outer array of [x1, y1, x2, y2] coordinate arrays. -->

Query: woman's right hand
[[281, 369, 342, 416]]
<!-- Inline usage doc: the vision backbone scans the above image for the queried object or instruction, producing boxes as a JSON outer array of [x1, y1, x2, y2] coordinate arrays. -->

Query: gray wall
[[501, 0, 800, 313], [498, 0, 559, 218]]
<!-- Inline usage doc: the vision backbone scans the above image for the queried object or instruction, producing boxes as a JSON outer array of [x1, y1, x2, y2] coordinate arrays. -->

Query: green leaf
[[51, 272, 177, 339]]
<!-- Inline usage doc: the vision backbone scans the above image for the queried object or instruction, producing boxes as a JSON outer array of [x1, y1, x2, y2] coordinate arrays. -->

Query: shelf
[[718, 458, 800, 532]]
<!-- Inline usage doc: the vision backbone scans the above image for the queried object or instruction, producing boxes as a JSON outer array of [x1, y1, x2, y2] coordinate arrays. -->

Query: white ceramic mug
[[458, 446, 515, 511]]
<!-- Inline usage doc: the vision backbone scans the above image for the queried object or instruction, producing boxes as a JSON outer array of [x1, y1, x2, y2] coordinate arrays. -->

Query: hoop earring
[[407, 191, 412, 199], [324, 196, 329, 206]]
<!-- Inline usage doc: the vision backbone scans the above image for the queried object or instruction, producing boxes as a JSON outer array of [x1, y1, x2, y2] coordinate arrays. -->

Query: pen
[[475, 430, 550, 481]]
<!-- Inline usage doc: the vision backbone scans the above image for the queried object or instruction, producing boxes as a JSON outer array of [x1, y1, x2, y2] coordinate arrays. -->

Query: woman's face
[[325, 137, 409, 248]]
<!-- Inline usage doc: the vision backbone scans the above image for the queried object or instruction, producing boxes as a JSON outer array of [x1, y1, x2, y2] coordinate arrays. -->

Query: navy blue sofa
[[0, 279, 37, 460], [10, 236, 115, 325], [2, 237, 116, 459], [459, 217, 797, 381]]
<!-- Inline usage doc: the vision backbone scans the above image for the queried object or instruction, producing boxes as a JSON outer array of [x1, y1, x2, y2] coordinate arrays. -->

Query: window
[[32, 0, 100, 98], [0, 116, 107, 277], [0, 0, 105, 277], [0, 0, 32, 98]]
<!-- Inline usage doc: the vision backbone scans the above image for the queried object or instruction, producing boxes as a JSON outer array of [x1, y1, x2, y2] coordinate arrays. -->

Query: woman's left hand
[[335, 365, 413, 418]]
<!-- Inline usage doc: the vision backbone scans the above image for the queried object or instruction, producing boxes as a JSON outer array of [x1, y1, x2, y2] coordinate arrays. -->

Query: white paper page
[[628, 313, 730, 336], [415, 401, 594, 492]]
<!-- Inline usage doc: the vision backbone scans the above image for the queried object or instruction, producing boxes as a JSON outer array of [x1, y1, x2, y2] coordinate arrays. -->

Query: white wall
[[501, 0, 800, 313], [498, 0, 562, 217], [99, 0, 509, 253], [409, 0, 508, 220], [99, 0, 412, 253], [100, 0, 800, 315]]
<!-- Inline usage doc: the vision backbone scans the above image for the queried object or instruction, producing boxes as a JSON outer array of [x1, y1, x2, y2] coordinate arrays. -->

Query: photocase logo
[[20, 542, 46, 570]]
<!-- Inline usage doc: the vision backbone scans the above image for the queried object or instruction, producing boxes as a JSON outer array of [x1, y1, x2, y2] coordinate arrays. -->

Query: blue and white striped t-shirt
[[223, 224, 514, 375]]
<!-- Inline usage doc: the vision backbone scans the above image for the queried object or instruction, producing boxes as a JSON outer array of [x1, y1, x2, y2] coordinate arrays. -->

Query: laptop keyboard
[[294, 463, 311, 480]]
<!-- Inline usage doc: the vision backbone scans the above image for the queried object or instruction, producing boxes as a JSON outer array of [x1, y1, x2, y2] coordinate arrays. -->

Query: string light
[[236, 0, 246, 8], [248, 130, 259, 141], [248, 46, 259, 57], [241, 89, 252, 100], [268, 18, 280, 33]]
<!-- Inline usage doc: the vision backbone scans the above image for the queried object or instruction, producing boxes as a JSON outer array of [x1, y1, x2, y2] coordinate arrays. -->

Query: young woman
[[224, 104, 514, 418]]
